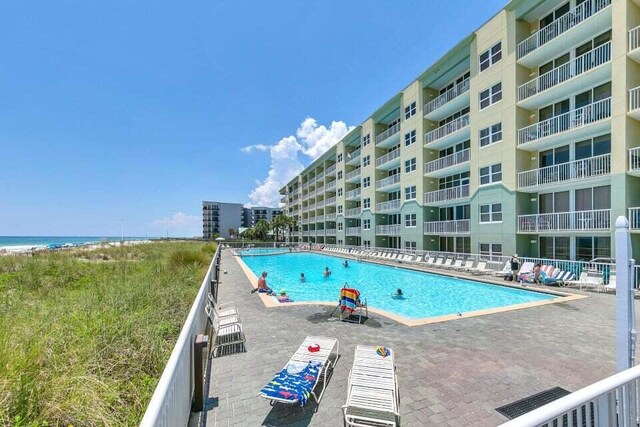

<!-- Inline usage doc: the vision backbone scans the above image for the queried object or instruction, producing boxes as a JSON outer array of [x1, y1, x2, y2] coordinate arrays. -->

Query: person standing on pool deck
[[323, 267, 331, 277], [510, 254, 521, 282]]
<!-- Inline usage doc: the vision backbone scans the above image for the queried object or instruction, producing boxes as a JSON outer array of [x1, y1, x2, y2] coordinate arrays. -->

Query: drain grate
[[496, 387, 571, 420]]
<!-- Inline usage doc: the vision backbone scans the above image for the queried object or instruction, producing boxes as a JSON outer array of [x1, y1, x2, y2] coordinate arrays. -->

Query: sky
[[0, 0, 506, 237]]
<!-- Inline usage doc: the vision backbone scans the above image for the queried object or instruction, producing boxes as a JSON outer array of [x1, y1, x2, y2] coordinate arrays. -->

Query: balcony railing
[[325, 180, 336, 190], [375, 122, 401, 145], [375, 174, 401, 190], [345, 167, 361, 181], [517, 209, 611, 232], [517, 97, 611, 145], [423, 219, 470, 234], [375, 225, 402, 235], [376, 199, 401, 213], [316, 185, 325, 194], [345, 227, 362, 236], [425, 113, 470, 144], [345, 188, 361, 199], [316, 172, 324, 180], [630, 25, 640, 52], [630, 87, 640, 113], [424, 149, 470, 174], [517, 42, 611, 101], [325, 213, 337, 221], [325, 164, 337, 175], [375, 148, 401, 167], [347, 148, 361, 161], [325, 229, 337, 236], [424, 184, 469, 204], [345, 207, 362, 217], [424, 79, 470, 115], [325, 196, 336, 205], [517, 154, 611, 189], [517, 0, 611, 59]]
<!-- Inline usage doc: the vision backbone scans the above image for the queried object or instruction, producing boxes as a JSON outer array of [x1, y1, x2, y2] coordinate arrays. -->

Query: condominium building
[[245, 207, 284, 227], [202, 202, 284, 239], [280, 0, 640, 261]]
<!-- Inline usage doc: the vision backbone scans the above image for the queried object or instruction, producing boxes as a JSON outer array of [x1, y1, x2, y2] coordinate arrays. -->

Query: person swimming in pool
[[342, 259, 349, 268], [300, 272, 306, 283], [391, 288, 405, 299], [323, 267, 331, 277]]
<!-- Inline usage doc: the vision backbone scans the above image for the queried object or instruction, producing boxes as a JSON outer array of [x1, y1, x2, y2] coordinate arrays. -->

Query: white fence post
[[615, 216, 636, 374]]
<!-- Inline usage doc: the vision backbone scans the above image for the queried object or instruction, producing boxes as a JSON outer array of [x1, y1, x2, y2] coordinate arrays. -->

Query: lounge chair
[[563, 271, 588, 288], [432, 257, 444, 268], [343, 345, 400, 427], [457, 259, 475, 271], [259, 336, 339, 406], [471, 261, 490, 275], [440, 258, 453, 269], [515, 262, 535, 281], [493, 261, 511, 278], [446, 259, 463, 270], [207, 308, 246, 357], [599, 273, 617, 293], [582, 271, 603, 291]]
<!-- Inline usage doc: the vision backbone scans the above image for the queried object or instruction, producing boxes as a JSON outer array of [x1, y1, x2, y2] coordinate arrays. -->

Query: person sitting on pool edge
[[251, 271, 275, 295], [323, 266, 331, 277], [300, 272, 306, 283], [343, 259, 349, 268]]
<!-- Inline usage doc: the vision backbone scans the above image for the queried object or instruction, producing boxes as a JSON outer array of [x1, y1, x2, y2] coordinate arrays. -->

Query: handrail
[[140, 245, 221, 427], [517, 153, 611, 188], [518, 42, 611, 101], [424, 184, 470, 204], [376, 199, 401, 212], [375, 122, 401, 145], [424, 79, 470, 115], [630, 87, 640, 113], [629, 25, 640, 52], [425, 113, 470, 144], [517, 209, 611, 232], [424, 149, 470, 174], [375, 148, 401, 167], [375, 174, 401, 189]]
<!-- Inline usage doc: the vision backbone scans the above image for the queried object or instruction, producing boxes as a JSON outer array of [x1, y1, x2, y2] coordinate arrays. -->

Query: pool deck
[[192, 249, 637, 426]]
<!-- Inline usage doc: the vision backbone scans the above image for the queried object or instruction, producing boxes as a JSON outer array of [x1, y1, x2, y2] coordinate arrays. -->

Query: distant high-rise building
[[202, 201, 283, 239]]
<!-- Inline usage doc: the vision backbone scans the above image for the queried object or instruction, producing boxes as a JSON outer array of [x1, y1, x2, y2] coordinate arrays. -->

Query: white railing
[[376, 199, 401, 213], [518, 42, 611, 101], [325, 180, 336, 190], [302, 182, 309, 190], [316, 185, 324, 193], [375, 122, 401, 145], [518, 97, 611, 145], [375, 224, 402, 235], [630, 25, 640, 52], [629, 208, 640, 230], [630, 147, 640, 172], [500, 364, 640, 427], [630, 87, 640, 113], [346, 227, 362, 236], [141, 246, 221, 427], [345, 167, 361, 181], [517, 154, 611, 188], [326, 163, 337, 175], [375, 174, 401, 190], [325, 213, 337, 221], [316, 172, 324, 180], [346, 188, 361, 199], [345, 207, 362, 217], [425, 113, 470, 144], [424, 149, 470, 174], [517, 0, 612, 59], [301, 218, 310, 224], [347, 148, 361, 161], [325, 229, 337, 236], [316, 200, 325, 208], [375, 147, 401, 167], [517, 209, 611, 232], [325, 196, 336, 205], [424, 184, 470, 204], [423, 219, 470, 234], [424, 79, 470, 115], [308, 203, 316, 210]]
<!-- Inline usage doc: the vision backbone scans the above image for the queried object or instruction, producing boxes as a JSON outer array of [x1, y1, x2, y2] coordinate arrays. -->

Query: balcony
[[302, 182, 309, 190], [424, 184, 470, 205], [424, 149, 470, 178], [308, 203, 316, 210], [346, 227, 362, 236], [316, 200, 325, 208], [516, 0, 612, 67], [629, 147, 640, 177], [517, 98, 611, 151], [376, 199, 401, 213], [518, 154, 611, 191], [325, 229, 337, 236], [345, 188, 361, 200], [325, 213, 337, 221], [375, 123, 401, 148], [325, 180, 336, 191], [517, 209, 611, 233], [316, 172, 324, 181], [424, 113, 471, 150], [375, 148, 401, 170], [375, 225, 401, 235], [346, 148, 361, 165], [325, 163, 337, 176], [345, 167, 361, 183], [517, 42, 611, 110], [424, 79, 471, 121], [301, 218, 310, 225], [423, 219, 470, 235], [325, 196, 336, 206], [280, 195, 287, 203], [375, 174, 401, 191], [630, 87, 640, 121], [629, 26, 640, 63], [345, 207, 362, 217]]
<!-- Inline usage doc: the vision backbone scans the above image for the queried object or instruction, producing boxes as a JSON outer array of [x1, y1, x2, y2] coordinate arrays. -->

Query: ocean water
[[0, 236, 151, 250], [240, 252, 556, 320]]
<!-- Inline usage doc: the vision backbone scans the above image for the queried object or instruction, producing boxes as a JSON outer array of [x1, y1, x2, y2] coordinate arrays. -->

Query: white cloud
[[151, 212, 200, 236], [245, 117, 353, 208]]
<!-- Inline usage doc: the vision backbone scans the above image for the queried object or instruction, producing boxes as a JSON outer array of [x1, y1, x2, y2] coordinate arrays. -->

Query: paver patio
[[190, 249, 637, 426]]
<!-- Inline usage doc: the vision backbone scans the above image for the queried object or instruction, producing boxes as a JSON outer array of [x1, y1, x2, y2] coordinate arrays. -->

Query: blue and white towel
[[259, 361, 322, 406]]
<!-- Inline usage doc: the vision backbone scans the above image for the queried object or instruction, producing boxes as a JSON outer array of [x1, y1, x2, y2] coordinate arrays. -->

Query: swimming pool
[[237, 248, 291, 256], [239, 252, 558, 321]]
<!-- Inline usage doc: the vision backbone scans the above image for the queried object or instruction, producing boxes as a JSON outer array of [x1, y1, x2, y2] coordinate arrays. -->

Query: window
[[405, 214, 417, 227], [405, 158, 416, 173], [479, 42, 502, 72], [362, 134, 371, 147], [480, 83, 502, 110], [479, 123, 502, 147], [337, 171, 343, 180], [576, 236, 611, 261], [479, 243, 502, 260], [404, 241, 417, 251], [404, 130, 416, 146], [338, 222, 343, 231], [362, 155, 370, 167], [338, 239, 343, 245], [363, 219, 371, 230], [479, 163, 502, 185], [363, 198, 370, 209], [338, 205, 343, 214], [363, 177, 370, 188], [404, 102, 416, 120], [337, 153, 343, 162], [479, 203, 502, 223], [363, 240, 371, 249], [439, 171, 470, 189], [405, 186, 416, 200], [337, 188, 343, 197]]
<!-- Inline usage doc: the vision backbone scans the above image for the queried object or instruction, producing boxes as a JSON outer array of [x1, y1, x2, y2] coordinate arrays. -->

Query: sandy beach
[[0, 240, 154, 256]]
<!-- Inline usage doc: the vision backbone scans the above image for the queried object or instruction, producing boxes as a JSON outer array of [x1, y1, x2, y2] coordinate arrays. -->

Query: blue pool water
[[241, 253, 557, 320], [238, 248, 290, 256]]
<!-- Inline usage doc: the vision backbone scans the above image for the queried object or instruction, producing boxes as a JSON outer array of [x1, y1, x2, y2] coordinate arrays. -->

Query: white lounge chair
[[259, 336, 339, 406], [456, 259, 475, 271], [599, 273, 616, 293], [440, 258, 453, 269], [493, 261, 511, 278], [471, 261, 490, 275], [582, 271, 602, 291], [446, 259, 463, 270], [343, 345, 400, 427]]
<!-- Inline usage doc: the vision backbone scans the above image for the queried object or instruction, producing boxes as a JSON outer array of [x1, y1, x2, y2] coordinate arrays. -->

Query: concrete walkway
[[191, 249, 633, 426]]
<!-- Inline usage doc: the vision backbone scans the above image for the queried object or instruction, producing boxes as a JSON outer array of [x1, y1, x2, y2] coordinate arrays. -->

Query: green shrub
[[167, 249, 208, 269], [200, 243, 217, 256]]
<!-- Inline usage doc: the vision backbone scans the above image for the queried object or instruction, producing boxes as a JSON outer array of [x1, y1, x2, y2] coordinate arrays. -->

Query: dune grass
[[0, 241, 214, 426]]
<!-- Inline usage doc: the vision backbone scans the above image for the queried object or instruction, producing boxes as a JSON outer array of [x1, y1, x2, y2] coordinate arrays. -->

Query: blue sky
[[0, 0, 505, 237]]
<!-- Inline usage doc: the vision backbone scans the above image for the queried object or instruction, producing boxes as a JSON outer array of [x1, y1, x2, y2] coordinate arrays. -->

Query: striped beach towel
[[340, 287, 360, 314]]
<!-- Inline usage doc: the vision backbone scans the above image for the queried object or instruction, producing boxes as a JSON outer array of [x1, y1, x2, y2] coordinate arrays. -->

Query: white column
[[615, 216, 636, 372]]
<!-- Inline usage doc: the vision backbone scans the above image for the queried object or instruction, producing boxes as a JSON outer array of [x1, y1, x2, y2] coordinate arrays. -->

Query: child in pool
[[278, 290, 292, 303], [300, 273, 306, 282], [391, 288, 405, 299]]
